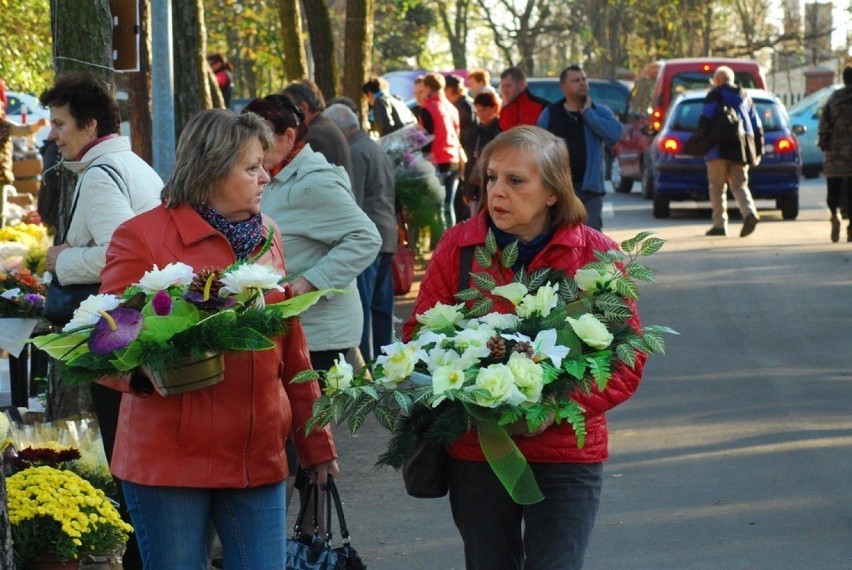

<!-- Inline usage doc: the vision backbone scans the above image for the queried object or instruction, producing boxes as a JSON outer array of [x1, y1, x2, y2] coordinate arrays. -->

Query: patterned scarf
[[194, 203, 264, 260]]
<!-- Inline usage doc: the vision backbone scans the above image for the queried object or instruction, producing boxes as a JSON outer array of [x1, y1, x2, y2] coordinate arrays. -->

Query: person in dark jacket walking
[[461, 91, 501, 217], [537, 65, 622, 231], [700, 66, 764, 237], [818, 65, 852, 242], [362, 76, 415, 136]]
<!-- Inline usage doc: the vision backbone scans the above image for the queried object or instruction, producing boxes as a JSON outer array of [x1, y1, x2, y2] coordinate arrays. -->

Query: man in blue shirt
[[537, 65, 622, 231]]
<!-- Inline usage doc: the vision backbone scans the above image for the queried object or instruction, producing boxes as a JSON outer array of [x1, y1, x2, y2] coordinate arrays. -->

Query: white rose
[[507, 352, 544, 403], [424, 346, 462, 373], [574, 264, 619, 292], [62, 294, 122, 332], [324, 353, 354, 394], [491, 283, 528, 306], [416, 302, 465, 330], [453, 326, 495, 355], [431, 365, 467, 395], [477, 312, 521, 331], [471, 363, 516, 407], [375, 342, 419, 387], [135, 262, 196, 293], [516, 282, 559, 318], [566, 314, 614, 350]]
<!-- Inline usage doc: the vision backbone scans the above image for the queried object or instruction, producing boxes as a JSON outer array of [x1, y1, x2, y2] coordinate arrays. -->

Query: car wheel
[[780, 194, 799, 220], [642, 166, 654, 200], [653, 196, 670, 218]]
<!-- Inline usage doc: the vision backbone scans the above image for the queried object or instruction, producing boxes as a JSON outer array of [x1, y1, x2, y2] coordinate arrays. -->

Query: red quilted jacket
[[403, 211, 645, 463]]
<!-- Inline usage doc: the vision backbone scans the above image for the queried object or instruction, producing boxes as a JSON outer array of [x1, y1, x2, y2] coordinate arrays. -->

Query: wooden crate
[[12, 157, 42, 179]]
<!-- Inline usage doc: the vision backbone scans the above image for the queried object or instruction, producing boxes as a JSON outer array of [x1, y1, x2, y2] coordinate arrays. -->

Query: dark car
[[647, 89, 801, 220]]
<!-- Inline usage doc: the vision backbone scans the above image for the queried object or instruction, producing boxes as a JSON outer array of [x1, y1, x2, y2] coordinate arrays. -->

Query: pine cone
[[486, 335, 507, 361], [512, 340, 534, 358], [189, 267, 224, 298]]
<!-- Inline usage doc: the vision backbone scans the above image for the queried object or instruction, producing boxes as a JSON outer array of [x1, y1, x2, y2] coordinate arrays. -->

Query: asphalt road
[[310, 176, 852, 570]]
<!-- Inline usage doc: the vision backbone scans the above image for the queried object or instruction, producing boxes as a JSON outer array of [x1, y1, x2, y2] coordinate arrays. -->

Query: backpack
[[711, 100, 743, 143]]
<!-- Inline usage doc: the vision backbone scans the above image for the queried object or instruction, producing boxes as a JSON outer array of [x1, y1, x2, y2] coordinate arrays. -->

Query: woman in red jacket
[[99, 109, 338, 569], [404, 126, 645, 570]]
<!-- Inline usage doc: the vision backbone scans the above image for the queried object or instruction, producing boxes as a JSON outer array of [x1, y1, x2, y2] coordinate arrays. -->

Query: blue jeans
[[438, 166, 460, 230], [357, 251, 395, 360], [122, 480, 287, 570], [448, 458, 603, 570]]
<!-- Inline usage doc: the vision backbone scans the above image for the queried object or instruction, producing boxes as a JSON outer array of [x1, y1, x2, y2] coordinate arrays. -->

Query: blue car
[[788, 84, 842, 178], [648, 89, 802, 220]]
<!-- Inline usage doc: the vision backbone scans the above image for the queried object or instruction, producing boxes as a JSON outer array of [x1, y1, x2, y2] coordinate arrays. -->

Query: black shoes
[[706, 227, 727, 236], [831, 215, 841, 242], [740, 214, 759, 237]]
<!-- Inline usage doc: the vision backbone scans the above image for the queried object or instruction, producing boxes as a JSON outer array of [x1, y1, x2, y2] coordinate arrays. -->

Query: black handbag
[[42, 281, 101, 327], [402, 436, 448, 498], [286, 477, 366, 570]]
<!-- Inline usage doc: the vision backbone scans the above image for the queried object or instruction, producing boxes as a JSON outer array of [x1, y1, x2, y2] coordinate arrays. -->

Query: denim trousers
[[438, 167, 460, 229], [357, 251, 395, 361], [122, 480, 287, 570], [448, 458, 603, 570]]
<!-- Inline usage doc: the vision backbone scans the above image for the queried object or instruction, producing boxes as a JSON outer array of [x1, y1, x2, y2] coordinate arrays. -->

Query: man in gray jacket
[[325, 104, 398, 360]]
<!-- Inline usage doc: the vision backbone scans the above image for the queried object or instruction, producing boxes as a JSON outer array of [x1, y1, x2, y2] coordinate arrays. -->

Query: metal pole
[[150, 0, 175, 180]]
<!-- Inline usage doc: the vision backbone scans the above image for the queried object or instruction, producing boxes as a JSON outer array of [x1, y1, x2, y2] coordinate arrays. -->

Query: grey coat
[[348, 130, 397, 254], [261, 144, 380, 351], [819, 85, 852, 178]]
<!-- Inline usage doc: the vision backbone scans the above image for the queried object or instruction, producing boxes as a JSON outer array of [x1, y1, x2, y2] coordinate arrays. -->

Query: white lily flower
[[62, 294, 121, 332], [416, 302, 465, 330], [135, 262, 195, 293], [375, 342, 420, 387], [477, 312, 521, 331], [516, 282, 559, 318], [491, 282, 528, 306], [219, 264, 285, 296], [530, 329, 570, 368]]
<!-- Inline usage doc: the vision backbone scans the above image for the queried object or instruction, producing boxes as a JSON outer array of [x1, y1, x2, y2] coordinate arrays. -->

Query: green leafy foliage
[[455, 287, 482, 302], [474, 244, 492, 269], [500, 240, 519, 268], [470, 271, 496, 291]]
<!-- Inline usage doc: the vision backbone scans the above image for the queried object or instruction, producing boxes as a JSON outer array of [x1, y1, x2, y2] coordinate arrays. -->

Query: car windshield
[[590, 83, 629, 114], [671, 71, 759, 99]]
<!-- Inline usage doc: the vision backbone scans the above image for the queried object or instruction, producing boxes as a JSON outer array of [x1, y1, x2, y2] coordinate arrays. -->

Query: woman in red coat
[[100, 109, 338, 569], [404, 126, 645, 570]]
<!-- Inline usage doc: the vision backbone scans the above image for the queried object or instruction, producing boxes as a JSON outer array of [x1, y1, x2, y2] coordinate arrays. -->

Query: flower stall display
[[31, 232, 331, 396], [7, 465, 133, 566], [380, 124, 444, 251], [0, 267, 47, 357], [295, 232, 676, 504]]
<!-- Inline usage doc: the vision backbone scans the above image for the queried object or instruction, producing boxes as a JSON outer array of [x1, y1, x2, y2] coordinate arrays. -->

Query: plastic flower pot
[[147, 351, 225, 396]]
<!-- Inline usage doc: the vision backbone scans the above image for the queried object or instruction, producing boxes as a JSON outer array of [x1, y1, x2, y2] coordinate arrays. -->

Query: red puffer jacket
[[498, 88, 548, 131], [99, 204, 336, 488], [403, 211, 645, 463]]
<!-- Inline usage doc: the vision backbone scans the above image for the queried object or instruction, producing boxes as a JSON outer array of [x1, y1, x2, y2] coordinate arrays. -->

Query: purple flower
[[152, 290, 173, 316], [23, 293, 44, 307], [88, 308, 144, 356], [183, 290, 237, 311]]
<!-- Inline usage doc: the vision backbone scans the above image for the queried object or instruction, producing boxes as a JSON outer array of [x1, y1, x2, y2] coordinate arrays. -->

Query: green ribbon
[[474, 417, 544, 505]]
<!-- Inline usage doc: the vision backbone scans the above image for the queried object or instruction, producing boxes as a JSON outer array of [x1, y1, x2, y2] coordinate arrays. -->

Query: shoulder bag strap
[[457, 245, 474, 293], [59, 163, 130, 243], [327, 477, 353, 544]]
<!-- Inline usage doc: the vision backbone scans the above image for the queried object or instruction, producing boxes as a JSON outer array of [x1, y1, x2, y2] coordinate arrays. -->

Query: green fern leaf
[[560, 279, 579, 302], [455, 287, 482, 302], [639, 237, 666, 256], [587, 354, 612, 392], [471, 271, 496, 291], [467, 297, 493, 318], [474, 245, 492, 268], [621, 231, 654, 253], [373, 405, 398, 430], [393, 391, 413, 413], [527, 268, 551, 290], [615, 343, 637, 367], [563, 358, 588, 380], [625, 262, 656, 282], [361, 385, 379, 400], [290, 369, 320, 384], [500, 240, 519, 268], [485, 229, 498, 256], [613, 277, 639, 299], [642, 331, 666, 354], [514, 266, 530, 287]]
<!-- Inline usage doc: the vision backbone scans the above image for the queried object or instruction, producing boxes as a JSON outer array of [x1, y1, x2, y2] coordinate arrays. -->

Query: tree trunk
[[47, 0, 114, 421], [437, 0, 469, 70], [302, 0, 338, 101], [129, 0, 153, 165], [342, 0, 373, 124], [171, 0, 211, 139], [279, 0, 308, 81]]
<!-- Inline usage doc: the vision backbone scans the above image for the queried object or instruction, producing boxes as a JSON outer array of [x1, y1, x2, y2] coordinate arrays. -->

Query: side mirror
[[791, 124, 807, 136]]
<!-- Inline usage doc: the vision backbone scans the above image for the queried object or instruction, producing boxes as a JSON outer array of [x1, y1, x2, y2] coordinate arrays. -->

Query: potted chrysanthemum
[[7, 465, 134, 568]]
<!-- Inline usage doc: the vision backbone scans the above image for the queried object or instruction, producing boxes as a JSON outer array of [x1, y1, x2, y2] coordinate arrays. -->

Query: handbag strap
[[326, 477, 353, 545], [291, 477, 352, 545], [60, 163, 130, 243]]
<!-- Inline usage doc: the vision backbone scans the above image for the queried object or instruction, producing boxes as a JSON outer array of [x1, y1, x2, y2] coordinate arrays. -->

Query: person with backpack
[[362, 76, 416, 136], [700, 65, 764, 237], [818, 65, 852, 242]]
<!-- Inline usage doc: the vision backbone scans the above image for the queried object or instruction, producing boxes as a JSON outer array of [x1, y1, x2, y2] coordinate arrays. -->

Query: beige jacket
[[56, 136, 162, 285]]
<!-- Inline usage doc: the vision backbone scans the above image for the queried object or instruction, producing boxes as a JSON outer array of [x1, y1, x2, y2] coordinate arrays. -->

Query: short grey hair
[[714, 66, 735, 85], [162, 109, 272, 207], [325, 104, 360, 136]]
